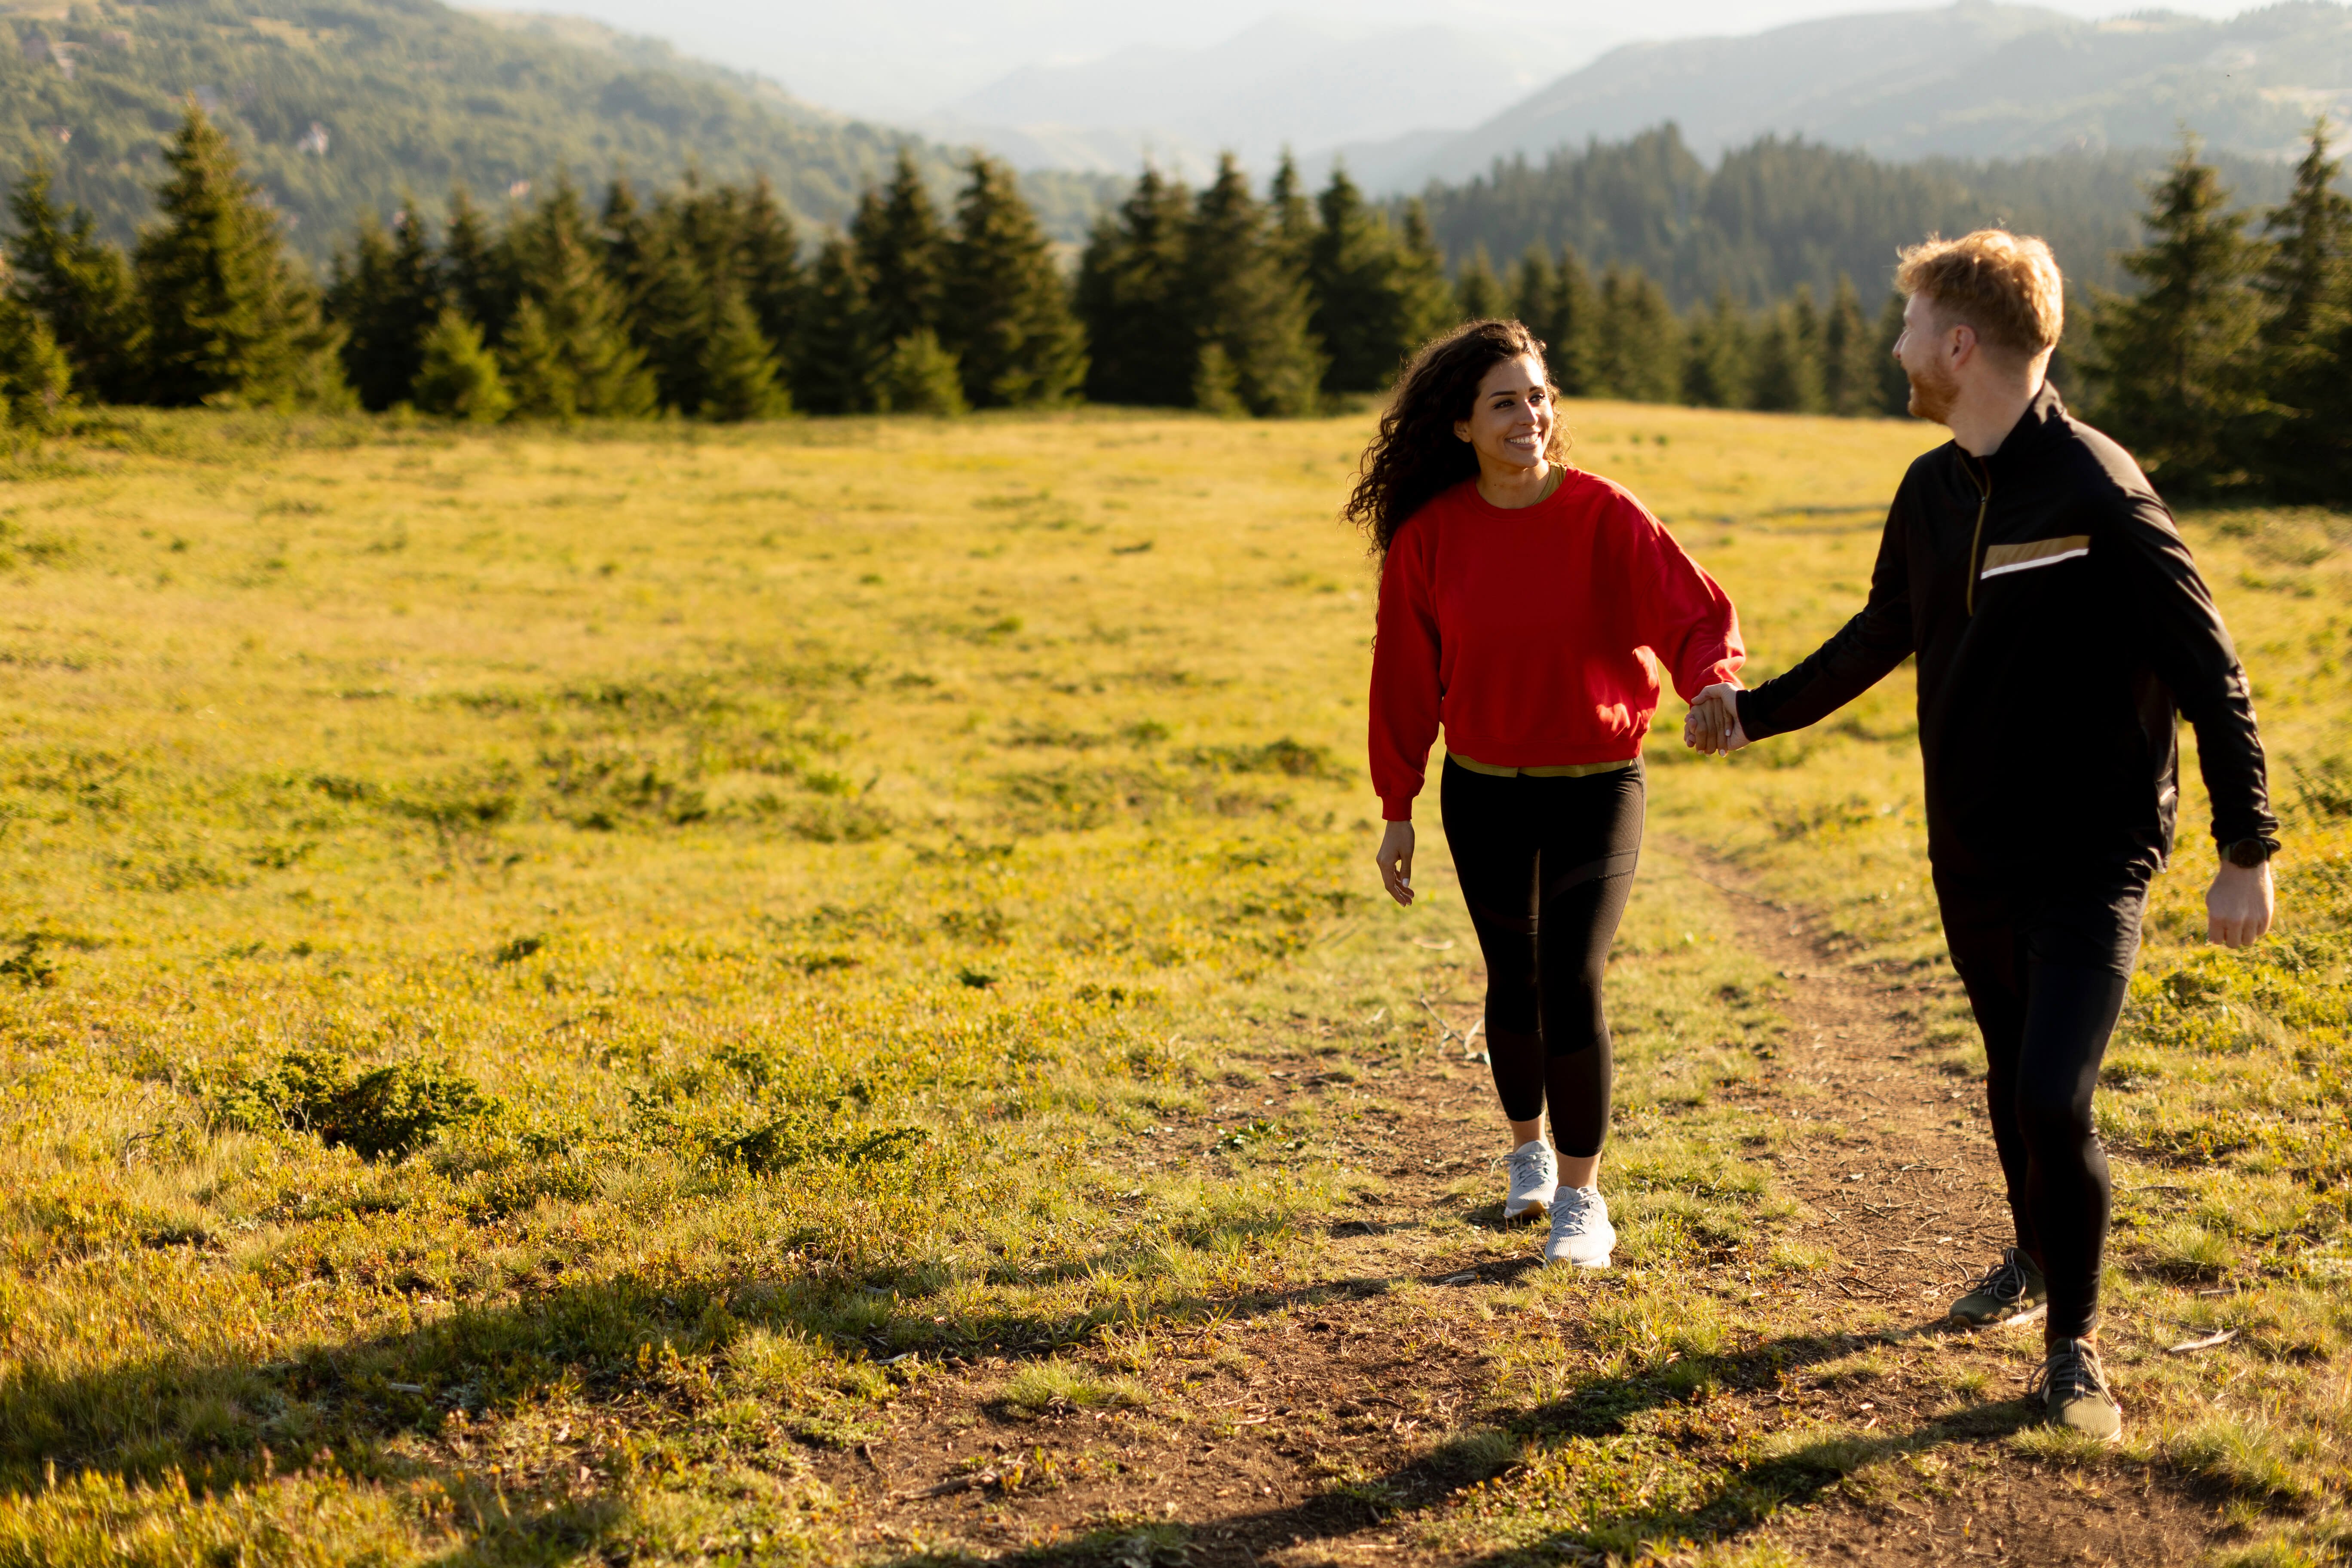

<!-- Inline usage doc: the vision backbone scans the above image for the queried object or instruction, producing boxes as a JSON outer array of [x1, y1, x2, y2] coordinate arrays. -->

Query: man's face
[[1895, 292, 1962, 425]]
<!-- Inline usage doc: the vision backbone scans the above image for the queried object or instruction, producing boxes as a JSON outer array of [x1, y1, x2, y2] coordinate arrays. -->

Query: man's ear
[[1949, 322, 1978, 369]]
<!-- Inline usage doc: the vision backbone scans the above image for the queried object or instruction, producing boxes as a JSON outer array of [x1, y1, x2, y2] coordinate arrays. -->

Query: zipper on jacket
[[1961, 453, 1991, 616]]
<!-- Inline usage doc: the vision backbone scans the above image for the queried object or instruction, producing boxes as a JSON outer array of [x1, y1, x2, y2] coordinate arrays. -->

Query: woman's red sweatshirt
[[1369, 469, 1744, 821]]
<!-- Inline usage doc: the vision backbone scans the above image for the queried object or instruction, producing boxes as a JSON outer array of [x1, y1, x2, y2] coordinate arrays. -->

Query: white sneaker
[[1545, 1185, 1615, 1268], [1504, 1139, 1558, 1220]]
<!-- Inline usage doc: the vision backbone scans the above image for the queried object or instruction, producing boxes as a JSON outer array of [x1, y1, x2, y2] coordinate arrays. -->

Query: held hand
[[2207, 860, 2274, 948], [1682, 682, 1749, 756], [1375, 820, 1416, 907]]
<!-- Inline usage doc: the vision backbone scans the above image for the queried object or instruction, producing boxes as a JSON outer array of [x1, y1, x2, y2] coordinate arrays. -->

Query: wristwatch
[[2223, 837, 2277, 868]]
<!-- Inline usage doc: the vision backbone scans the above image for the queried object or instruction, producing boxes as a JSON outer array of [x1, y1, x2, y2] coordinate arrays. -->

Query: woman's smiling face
[[1452, 353, 1554, 473]]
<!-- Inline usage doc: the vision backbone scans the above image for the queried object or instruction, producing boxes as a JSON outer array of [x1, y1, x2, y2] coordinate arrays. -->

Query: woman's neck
[[1476, 459, 1556, 510]]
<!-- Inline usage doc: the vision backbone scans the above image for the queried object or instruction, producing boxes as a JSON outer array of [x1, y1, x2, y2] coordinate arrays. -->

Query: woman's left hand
[[1683, 683, 1748, 755], [1376, 820, 1416, 906]]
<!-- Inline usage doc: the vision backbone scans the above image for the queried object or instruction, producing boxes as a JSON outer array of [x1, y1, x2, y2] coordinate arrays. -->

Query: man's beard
[[1906, 361, 1960, 423]]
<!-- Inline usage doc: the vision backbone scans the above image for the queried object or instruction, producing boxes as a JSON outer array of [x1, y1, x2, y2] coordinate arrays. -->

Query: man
[[1684, 230, 2278, 1440]]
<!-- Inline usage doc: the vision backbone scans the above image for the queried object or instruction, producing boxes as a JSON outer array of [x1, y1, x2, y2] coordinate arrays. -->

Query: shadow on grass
[[861, 1320, 2189, 1568], [0, 1255, 1451, 1562], [0, 1273, 2196, 1566]]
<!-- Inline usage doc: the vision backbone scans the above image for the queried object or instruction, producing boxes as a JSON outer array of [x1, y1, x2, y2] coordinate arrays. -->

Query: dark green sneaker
[[2029, 1338, 2123, 1442], [1949, 1246, 2047, 1326]]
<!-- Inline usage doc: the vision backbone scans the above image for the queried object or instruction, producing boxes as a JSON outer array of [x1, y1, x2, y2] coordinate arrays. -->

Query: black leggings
[[1439, 757, 1644, 1159], [1936, 870, 2148, 1342]]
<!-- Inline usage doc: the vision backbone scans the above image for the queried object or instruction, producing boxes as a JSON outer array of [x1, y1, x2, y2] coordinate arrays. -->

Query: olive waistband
[[1446, 753, 1640, 779]]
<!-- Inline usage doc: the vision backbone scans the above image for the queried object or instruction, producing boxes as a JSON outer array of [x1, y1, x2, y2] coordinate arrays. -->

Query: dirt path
[[1678, 851, 2230, 1565], [821, 846, 2234, 1566]]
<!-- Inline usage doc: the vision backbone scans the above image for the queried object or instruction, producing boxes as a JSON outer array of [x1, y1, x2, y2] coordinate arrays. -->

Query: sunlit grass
[[1, 399, 2344, 1558]]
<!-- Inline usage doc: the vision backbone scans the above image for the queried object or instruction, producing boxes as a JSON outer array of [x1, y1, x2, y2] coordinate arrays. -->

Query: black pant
[[1935, 868, 2150, 1342], [1439, 757, 1644, 1159]]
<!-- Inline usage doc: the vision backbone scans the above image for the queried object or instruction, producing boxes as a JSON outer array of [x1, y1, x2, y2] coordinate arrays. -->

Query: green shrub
[[876, 330, 967, 416], [410, 307, 513, 423], [213, 1048, 489, 1160]]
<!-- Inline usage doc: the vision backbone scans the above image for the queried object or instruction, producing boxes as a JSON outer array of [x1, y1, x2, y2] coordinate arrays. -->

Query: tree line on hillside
[[0, 105, 1086, 423], [1444, 122, 2352, 500], [2081, 129, 2352, 502], [0, 105, 2345, 503], [1075, 158, 1452, 415], [0, 106, 1707, 426], [1411, 123, 2299, 309], [1451, 243, 1906, 416]]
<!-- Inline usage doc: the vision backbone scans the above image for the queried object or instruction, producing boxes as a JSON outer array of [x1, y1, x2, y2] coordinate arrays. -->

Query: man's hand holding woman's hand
[[1375, 820, 1415, 906], [1682, 683, 1749, 756]]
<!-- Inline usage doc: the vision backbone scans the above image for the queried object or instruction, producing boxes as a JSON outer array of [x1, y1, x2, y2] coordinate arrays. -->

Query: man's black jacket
[[1736, 382, 2276, 883]]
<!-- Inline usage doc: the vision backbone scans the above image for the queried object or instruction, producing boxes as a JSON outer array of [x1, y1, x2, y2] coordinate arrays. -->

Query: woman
[[1354, 319, 1743, 1268]]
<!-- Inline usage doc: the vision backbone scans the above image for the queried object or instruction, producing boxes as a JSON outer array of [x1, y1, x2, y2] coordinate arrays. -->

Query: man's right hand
[[1683, 683, 1750, 756]]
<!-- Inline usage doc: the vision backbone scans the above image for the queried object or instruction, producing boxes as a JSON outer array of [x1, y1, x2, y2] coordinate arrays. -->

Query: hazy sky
[[489, 0, 2275, 118]]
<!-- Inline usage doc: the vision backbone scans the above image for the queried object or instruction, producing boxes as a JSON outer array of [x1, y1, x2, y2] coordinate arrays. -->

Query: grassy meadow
[[0, 399, 2347, 1565]]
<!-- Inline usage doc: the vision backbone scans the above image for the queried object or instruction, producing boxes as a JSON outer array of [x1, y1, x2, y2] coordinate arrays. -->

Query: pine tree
[[1075, 168, 1194, 405], [442, 186, 513, 347], [1305, 168, 1383, 392], [501, 181, 657, 420], [1873, 291, 1911, 414], [600, 176, 653, 291], [1455, 245, 1506, 322], [1510, 245, 1556, 335], [2252, 121, 2352, 501], [941, 154, 1086, 408], [2085, 140, 2271, 492], [412, 306, 512, 423], [876, 328, 966, 416], [794, 232, 874, 415], [2257, 122, 2351, 346], [855, 152, 946, 353], [0, 297, 73, 433], [135, 105, 346, 409], [327, 200, 441, 411], [1308, 168, 1419, 394], [698, 278, 790, 421], [6, 165, 142, 404], [1590, 266, 1681, 403], [1682, 288, 1753, 408], [1821, 275, 1879, 416], [1267, 153, 1318, 276], [737, 176, 804, 362], [671, 174, 739, 282], [1550, 245, 1600, 396], [1179, 155, 1323, 417], [1193, 342, 1246, 417], [1393, 202, 1458, 354], [1788, 285, 1825, 402], [1750, 299, 1827, 412], [621, 209, 718, 414], [501, 300, 575, 417]]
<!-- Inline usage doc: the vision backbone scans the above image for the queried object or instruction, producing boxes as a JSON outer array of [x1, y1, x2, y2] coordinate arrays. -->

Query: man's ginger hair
[[1895, 229, 2064, 360]]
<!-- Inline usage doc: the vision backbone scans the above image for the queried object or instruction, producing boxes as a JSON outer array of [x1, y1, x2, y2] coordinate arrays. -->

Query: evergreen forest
[[1409, 123, 2301, 306], [3, 103, 2348, 502]]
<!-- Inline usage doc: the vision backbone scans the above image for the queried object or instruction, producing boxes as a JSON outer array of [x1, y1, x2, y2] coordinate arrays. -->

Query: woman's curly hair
[[1344, 318, 1570, 558]]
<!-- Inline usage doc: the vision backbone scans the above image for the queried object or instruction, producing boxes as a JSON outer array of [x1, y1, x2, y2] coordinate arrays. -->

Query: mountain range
[[913, 15, 1599, 184], [925, 1, 2352, 190], [1399, 0, 2352, 183], [3, 0, 2341, 288], [0, 0, 1113, 262]]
